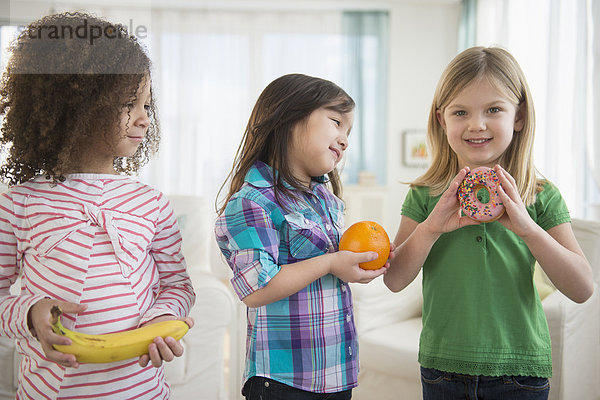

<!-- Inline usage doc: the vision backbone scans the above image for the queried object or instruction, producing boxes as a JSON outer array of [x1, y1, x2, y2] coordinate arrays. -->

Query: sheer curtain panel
[[473, 0, 599, 219]]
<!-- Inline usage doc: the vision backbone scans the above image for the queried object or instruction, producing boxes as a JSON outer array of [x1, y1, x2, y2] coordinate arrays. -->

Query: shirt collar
[[244, 161, 328, 189]]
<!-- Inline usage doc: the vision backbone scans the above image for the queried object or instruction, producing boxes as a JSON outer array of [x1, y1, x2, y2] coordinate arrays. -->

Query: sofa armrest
[[542, 283, 600, 400], [165, 269, 236, 400]]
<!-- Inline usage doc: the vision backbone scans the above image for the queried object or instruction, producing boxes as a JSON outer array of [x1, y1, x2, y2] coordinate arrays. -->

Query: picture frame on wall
[[402, 130, 429, 167]]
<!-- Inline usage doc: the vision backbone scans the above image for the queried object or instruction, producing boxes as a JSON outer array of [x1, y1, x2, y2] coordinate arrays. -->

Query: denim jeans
[[421, 367, 550, 400], [242, 376, 353, 400]]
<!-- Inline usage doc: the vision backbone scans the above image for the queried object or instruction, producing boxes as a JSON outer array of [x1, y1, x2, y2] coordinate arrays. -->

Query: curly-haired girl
[[0, 12, 195, 399]]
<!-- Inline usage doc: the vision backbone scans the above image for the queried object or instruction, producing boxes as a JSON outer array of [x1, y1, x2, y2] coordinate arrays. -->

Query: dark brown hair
[[217, 73, 355, 215], [0, 12, 159, 185]]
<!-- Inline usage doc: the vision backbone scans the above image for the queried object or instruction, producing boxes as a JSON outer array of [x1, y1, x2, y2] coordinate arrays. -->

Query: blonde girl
[[384, 46, 593, 399]]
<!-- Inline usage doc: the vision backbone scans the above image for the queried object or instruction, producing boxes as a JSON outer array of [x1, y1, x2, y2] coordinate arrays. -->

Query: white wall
[[382, 1, 460, 236]]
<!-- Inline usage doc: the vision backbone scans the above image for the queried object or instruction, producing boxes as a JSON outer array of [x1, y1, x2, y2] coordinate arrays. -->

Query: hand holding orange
[[339, 221, 390, 270]]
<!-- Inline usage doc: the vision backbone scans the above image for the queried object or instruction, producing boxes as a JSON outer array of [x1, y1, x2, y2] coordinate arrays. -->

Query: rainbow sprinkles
[[458, 167, 505, 222]]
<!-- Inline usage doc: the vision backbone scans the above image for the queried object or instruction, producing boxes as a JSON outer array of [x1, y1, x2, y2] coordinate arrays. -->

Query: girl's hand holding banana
[[28, 299, 88, 369], [137, 315, 195, 368], [28, 300, 193, 368]]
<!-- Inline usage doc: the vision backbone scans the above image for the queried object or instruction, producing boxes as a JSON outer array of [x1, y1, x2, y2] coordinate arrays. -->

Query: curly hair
[[0, 12, 160, 185]]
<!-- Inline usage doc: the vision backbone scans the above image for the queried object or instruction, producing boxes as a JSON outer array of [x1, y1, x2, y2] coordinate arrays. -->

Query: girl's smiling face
[[114, 77, 151, 158], [74, 77, 152, 174], [437, 77, 524, 169], [288, 106, 353, 186]]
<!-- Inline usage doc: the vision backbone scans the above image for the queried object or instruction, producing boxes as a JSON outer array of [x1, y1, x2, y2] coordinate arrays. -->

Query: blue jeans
[[421, 367, 550, 400], [242, 376, 352, 400]]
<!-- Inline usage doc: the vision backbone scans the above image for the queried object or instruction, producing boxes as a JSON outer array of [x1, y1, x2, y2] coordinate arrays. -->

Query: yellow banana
[[50, 306, 189, 364]]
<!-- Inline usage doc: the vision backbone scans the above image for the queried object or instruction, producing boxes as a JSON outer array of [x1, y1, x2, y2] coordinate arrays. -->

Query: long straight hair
[[413, 46, 541, 205], [217, 73, 355, 215]]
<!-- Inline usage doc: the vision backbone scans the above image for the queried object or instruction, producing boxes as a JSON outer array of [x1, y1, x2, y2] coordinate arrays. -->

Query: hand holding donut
[[493, 165, 537, 237], [422, 167, 480, 236]]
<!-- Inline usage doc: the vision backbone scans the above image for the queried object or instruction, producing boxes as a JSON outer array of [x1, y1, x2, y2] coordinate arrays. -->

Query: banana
[[50, 306, 189, 364]]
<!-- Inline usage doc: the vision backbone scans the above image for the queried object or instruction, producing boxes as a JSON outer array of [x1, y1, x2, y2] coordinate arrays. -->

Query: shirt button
[[346, 313, 351, 322], [341, 285, 347, 292], [325, 223, 331, 230], [348, 346, 353, 355], [476, 236, 483, 242], [264, 381, 270, 387]]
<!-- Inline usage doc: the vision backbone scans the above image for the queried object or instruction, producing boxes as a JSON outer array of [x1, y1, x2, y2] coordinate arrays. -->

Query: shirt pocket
[[284, 209, 330, 260], [329, 207, 344, 232]]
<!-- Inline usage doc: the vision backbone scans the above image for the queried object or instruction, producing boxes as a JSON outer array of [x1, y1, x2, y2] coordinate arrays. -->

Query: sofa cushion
[[571, 218, 600, 284], [351, 273, 423, 335], [169, 195, 211, 273], [164, 270, 234, 400], [534, 263, 556, 300], [0, 337, 16, 400], [359, 317, 422, 381]]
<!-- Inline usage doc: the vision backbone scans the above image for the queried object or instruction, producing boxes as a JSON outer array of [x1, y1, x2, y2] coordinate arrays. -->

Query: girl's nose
[[338, 136, 348, 150], [468, 115, 486, 131], [135, 108, 150, 129]]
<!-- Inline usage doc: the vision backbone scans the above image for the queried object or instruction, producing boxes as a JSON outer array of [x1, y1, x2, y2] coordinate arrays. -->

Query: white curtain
[[23, 4, 389, 205], [591, 0, 600, 219], [475, 0, 599, 219], [342, 12, 388, 185], [53, 4, 346, 202], [142, 10, 348, 203]]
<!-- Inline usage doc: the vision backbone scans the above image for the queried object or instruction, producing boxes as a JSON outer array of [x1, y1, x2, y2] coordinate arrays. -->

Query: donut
[[457, 167, 505, 222]]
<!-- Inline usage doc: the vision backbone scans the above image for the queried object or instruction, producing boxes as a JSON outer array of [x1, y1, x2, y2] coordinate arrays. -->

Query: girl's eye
[[144, 104, 151, 112], [488, 107, 501, 113], [454, 110, 466, 116], [330, 118, 341, 126]]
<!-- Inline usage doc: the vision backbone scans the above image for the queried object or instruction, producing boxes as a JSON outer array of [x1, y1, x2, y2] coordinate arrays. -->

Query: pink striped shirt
[[0, 174, 195, 399]]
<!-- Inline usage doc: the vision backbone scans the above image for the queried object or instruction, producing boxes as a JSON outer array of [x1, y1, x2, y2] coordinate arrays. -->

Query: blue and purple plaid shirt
[[215, 161, 358, 393]]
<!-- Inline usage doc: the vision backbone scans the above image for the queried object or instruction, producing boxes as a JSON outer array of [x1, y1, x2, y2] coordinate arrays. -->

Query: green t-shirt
[[401, 182, 570, 377]]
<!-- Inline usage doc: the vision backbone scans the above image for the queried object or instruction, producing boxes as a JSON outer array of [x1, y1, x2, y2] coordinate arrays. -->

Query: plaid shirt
[[215, 161, 358, 393]]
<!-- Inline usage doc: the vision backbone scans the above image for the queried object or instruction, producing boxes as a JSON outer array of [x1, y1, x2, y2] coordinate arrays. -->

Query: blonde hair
[[413, 46, 541, 205]]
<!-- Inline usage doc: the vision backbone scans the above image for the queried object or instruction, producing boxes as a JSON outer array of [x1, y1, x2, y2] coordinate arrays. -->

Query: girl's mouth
[[330, 147, 341, 161], [465, 138, 491, 146]]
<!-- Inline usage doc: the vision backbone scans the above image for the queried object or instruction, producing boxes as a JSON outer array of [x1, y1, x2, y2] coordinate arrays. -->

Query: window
[[0, 9, 390, 201]]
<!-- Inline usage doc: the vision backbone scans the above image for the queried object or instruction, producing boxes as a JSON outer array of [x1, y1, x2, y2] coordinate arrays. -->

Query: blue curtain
[[459, 0, 477, 51], [342, 11, 388, 185]]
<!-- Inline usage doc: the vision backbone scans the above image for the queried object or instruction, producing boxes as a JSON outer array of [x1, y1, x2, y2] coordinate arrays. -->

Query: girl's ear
[[514, 103, 525, 132], [436, 109, 446, 130]]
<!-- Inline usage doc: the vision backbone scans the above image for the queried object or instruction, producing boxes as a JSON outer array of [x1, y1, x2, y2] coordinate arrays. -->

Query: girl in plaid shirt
[[216, 73, 392, 399]]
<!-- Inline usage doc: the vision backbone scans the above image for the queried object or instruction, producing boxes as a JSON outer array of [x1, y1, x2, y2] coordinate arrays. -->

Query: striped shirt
[[0, 174, 195, 399], [215, 161, 358, 393]]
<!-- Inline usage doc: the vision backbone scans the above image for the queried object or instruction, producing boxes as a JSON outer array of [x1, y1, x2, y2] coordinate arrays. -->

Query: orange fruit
[[339, 221, 390, 270]]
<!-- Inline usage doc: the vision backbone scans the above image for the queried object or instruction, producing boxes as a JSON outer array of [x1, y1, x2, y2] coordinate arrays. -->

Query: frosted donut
[[457, 167, 505, 222]]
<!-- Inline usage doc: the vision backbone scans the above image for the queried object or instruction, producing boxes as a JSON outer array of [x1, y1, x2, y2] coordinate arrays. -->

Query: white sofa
[[0, 194, 238, 400], [351, 218, 600, 400]]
